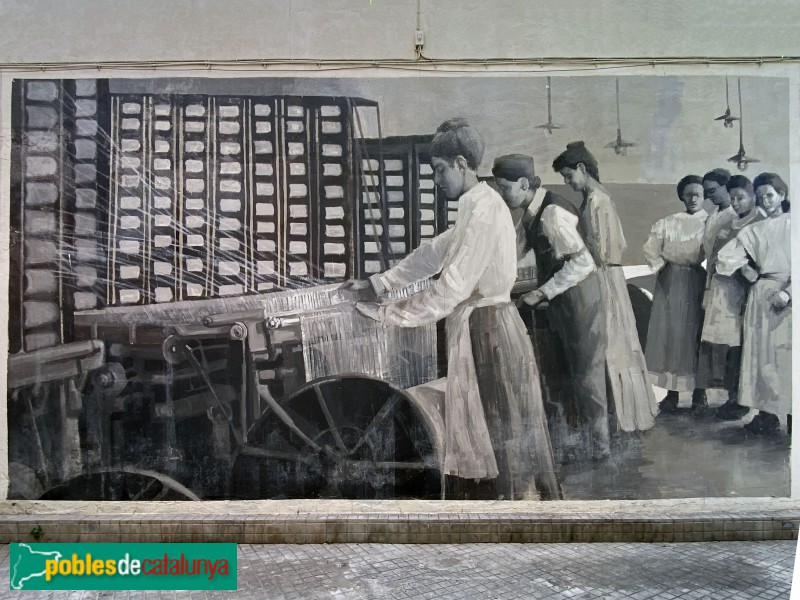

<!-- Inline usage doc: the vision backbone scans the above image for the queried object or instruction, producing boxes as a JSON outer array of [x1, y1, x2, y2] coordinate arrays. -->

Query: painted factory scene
[[6, 75, 791, 501]]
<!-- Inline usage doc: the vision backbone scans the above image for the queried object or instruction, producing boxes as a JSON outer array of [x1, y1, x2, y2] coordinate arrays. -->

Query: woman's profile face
[[495, 177, 526, 209], [559, 166, 587, 192], [432, 156, 465, 200], [703, 180, 728, 206], [755, 184, 785, 217]]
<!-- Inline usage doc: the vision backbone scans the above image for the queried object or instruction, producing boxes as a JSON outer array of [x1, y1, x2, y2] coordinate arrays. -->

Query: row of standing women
[[644, 169, 791, 437], [352, 118, 790, 501]]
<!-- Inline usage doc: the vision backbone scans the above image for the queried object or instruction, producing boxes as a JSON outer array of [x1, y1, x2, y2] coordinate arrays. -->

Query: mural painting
[[5, 74, 791, 501]]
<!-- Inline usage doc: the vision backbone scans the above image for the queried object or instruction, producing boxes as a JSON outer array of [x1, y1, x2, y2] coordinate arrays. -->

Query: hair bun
[[436, 117, 470, 134], [552, 141, 600, 182]]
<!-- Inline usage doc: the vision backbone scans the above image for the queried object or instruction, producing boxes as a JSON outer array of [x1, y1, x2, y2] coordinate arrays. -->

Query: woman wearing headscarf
[[354, 119, 560, 499], [552, 141, 657, 432], [716, 173, 791, 436], [642, 175, 709, 412]]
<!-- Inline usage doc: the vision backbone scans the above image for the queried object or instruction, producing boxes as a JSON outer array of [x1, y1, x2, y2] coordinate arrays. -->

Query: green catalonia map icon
[[10, 544, 63, 590]]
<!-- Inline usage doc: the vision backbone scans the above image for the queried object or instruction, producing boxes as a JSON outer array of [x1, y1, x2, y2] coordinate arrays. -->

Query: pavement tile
[[0, 541, 794, 599]]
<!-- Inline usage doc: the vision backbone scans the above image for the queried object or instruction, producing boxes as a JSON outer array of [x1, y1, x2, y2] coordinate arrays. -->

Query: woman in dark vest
[[493, 153, 611, 461]]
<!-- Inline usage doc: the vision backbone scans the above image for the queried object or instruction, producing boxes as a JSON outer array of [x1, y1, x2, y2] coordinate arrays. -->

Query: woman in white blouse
[[716, 173, 791, 436], [643, 175, 709, 413], [355, 119, 559, 500], [697, 174, 765, 421]]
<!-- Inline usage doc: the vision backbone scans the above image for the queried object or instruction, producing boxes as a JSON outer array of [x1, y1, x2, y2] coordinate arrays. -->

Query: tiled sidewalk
[[0, 541, 795, 599]]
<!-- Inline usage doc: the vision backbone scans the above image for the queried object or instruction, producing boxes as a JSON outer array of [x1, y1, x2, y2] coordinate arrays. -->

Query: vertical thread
[[209, 97, 217, 296], [243, 98, 252, 291], [141, 96, 150, 301], [108, 96, 119, 305], [278, 98, 286, 287], [56, 79, 64, 342], [170, 96, 184, 300]]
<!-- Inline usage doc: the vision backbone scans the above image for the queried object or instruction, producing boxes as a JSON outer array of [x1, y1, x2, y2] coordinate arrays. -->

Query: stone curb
[[1, 506, 798, 544]]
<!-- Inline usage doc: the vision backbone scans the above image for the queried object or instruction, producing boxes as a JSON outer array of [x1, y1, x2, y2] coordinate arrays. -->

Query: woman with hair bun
[[354, 118, 560, 500], [716, 173, 791, 436], [642, 175, 709, 412], [697, 174, 765, 420], [553, 141, 657, 432], [753, 172, 790, 218]]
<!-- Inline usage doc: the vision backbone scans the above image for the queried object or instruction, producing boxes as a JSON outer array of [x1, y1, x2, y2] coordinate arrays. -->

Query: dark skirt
[[470, 303, 561, 500], [645, 262, 706, 392], [696, 342, 741, 392], [544, 271, 610, 458]]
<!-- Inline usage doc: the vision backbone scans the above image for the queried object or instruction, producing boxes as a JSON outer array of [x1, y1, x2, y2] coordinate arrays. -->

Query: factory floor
[[0, 384, 793, 597], [557, 389, 790, 501]]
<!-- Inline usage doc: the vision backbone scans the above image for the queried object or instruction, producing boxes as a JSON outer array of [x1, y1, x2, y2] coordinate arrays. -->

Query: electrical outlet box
[[415, 29, 425, 48]]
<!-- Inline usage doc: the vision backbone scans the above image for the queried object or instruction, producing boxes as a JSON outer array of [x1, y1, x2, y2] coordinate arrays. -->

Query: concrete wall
[[1, 0, 800, 63], [0, 0, 798, 501]]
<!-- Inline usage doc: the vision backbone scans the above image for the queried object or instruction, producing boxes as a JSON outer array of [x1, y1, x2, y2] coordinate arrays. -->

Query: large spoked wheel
[[38, 467, 201, 501], [231, 375, 441, 499]]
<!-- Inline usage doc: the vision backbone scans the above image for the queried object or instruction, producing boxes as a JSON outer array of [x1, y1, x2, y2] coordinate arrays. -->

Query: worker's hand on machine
[[355, 301, 383, 322], [342, 279, 378, 301], [516, 289, 547, 309], [343, 279, 371, 291]]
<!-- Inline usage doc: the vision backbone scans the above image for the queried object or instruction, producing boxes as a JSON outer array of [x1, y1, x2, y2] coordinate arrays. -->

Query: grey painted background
[[114, 75, 789, 184]]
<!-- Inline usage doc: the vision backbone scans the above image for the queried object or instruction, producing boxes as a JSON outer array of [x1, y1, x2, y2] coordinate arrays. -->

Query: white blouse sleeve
[[380, 201, 499, 327], [371, 226, 456, 293], [542, 205, 586, 257], [715, 239, 750, 276], [643, 219, 666, 272], [702, 214, 721, 262], [537, 205, 596, 300]]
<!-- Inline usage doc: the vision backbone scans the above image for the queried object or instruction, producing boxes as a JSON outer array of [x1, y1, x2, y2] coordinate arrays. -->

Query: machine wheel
[[7, 462, 45, 500], [231, 375, 440, 499], [38, 467, 201, 501]]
